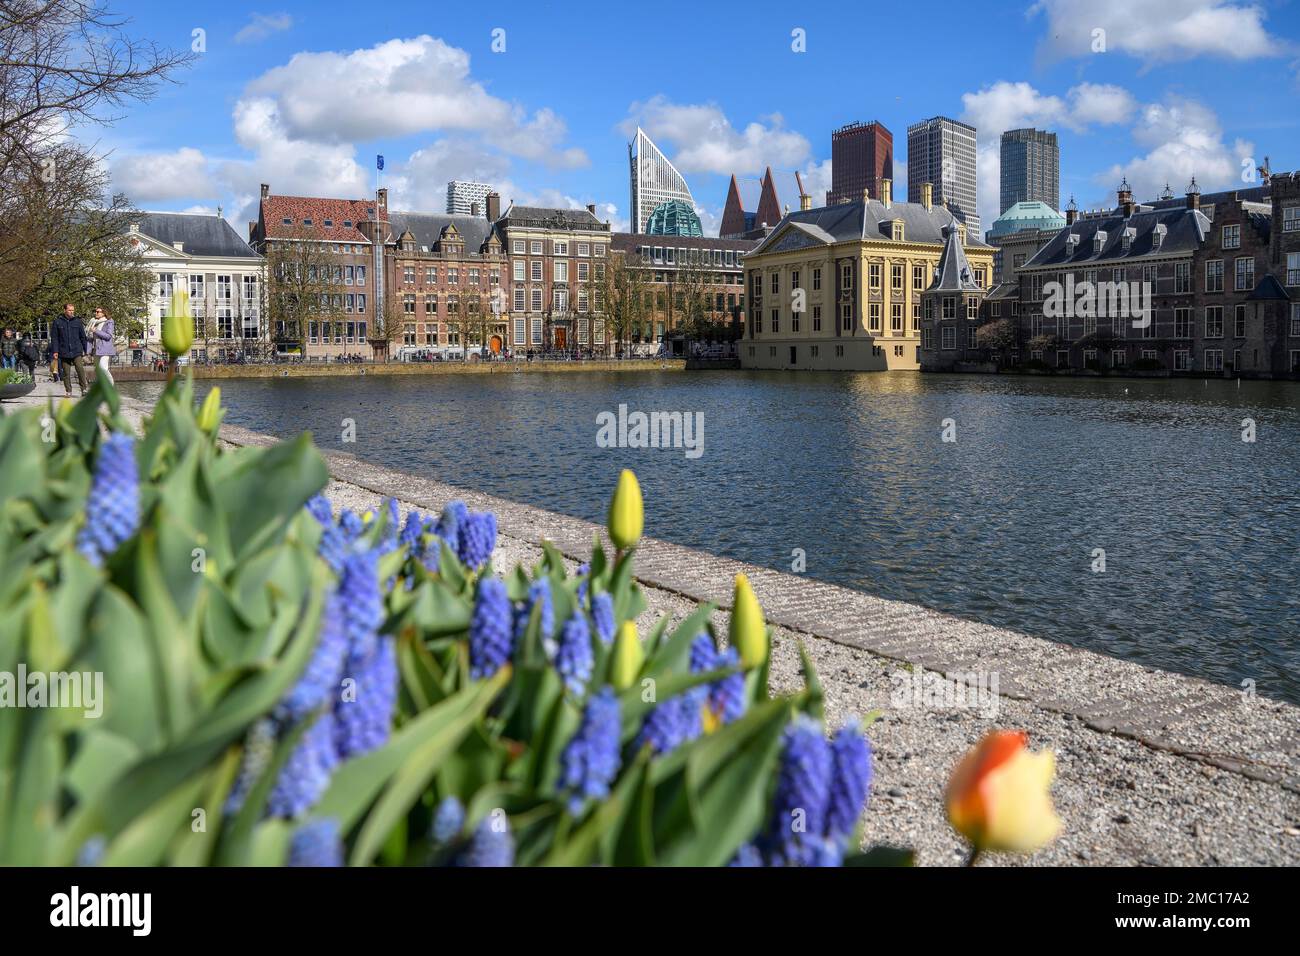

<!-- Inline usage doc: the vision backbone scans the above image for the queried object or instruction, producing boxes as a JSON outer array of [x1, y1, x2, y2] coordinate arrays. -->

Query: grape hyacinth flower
[[277, 592, 350, 722], [514, 578, 554, 645], [559, 687, 621, 814], [826, 721, 873, 847], [729, 843, 763, 868], [224, 717, 279, 816], [469, 577, 513, 679], [339, 550, 383, 662], [690, 635, 746, 727], [288, 818, 344, 867], [553, 612, 594, 696], [763, 716, 833, 866], [334, 635, 398, 759], [591, 592, 615, 645], [266, 713, 339, 819], [431, 796, 466, 846], [575, 562, 590, 605], [76, 432, 139, 566], [457, 511, 497, 569], [306, 494, 334, 526], [457, 814, 515, 867], [435, 501, 468, 554], [339, 509, 364, 539], [76, 835, 107, 867], [400, 510, 424, 551], [636, 689, 706, 756]]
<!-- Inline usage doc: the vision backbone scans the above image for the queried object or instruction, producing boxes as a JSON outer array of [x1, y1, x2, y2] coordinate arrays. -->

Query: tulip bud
[[729, 573, 767, 669], [607, 469, 643, 551], [610, 620, 643, 691], [945, 730, 1061, 855], [162, 289, 193, 358], [197, 387, 222, 433]]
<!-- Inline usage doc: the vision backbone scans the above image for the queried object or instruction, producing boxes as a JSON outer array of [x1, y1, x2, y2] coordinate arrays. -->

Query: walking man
[[50, 303, 90, 397]]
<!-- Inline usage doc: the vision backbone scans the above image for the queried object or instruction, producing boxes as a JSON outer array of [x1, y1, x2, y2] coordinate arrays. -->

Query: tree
[[975, 318, 1017, 363], [0, 2, 190, 331], [599, 251, 648, 356], [672, 252, 716, 344], [369, 294, 404, 361], [261, 226, 335, 355]]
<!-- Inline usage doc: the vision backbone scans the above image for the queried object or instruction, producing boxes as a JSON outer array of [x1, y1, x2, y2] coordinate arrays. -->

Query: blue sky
[[100, 0, 1300, 234]]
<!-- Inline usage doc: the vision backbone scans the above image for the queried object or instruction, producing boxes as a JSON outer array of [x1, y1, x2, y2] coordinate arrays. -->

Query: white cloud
[[1099, 96, 1254, 204], [111, 147, 216, 203], [799, 158, 833, 205], [234, 13, 293, 45], [1029, 0, 1288, 63], [1066, 83, 1138, 126], [244, 35, 586, 168], [622, 96, 811, 176]]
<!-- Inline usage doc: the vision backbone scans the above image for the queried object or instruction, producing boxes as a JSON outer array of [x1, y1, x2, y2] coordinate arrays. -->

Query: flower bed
[[0, 374, 1060, 866]]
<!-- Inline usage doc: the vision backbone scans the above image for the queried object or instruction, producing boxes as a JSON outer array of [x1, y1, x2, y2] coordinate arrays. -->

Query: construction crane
[[794, 171, 811, 211]]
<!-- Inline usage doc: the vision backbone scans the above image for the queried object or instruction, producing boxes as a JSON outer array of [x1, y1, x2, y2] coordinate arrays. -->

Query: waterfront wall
[[109, 358, 686, 382]]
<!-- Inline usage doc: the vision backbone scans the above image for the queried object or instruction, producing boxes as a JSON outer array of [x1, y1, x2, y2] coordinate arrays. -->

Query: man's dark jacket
[[50, 315, 89, 358]]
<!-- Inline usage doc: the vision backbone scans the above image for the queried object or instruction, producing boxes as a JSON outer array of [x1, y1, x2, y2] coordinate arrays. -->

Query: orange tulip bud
[[945, 730, 1060, 854]]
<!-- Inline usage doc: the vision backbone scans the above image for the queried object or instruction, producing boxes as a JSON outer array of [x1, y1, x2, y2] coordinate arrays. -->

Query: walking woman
[[89, 307, 116, 385]]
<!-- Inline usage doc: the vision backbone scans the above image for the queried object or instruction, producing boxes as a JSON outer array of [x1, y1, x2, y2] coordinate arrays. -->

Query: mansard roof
[[928, 224, 983, 293], [388, 212, 498, 254], [133, 212, 261, 259], [748, 197, 987, 256], [1021, 206, 1209, 269]]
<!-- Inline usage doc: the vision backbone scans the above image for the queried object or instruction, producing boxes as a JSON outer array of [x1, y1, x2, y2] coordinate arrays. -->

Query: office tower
[[907, 116, 979, 236], [446, 181, 494, 216], [999, 128, 1059, 214], [628, 127, 694, 234], [827, 120, 894, 205]]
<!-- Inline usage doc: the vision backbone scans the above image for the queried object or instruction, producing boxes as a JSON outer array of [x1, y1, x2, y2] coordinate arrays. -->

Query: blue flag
[[376, 154, 385, 171]]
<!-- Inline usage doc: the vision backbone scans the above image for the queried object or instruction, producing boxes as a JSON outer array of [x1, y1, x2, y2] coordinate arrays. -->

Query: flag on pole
[[376, 154, 385, 171]]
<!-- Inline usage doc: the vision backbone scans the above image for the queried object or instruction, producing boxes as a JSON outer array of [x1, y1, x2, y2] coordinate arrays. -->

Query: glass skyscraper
[[629, 127, 695, 235], [907, 116, 979, 237], [999, 128, 1059, 216]]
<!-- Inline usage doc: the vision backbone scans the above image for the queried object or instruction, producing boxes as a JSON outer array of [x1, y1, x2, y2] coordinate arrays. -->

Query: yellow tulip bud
[[729, 573, 767, 669], [197, 387, 222, 433], [945, 730, 1061, 855], [607, 469, 643, 551], [161, 289, 193, 358], [610, 620, 643, 690]]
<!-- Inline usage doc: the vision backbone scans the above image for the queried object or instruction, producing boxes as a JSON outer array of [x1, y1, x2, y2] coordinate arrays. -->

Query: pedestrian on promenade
[[0, 328, 17, 369], [16, 330, 39, 379], [89, 307, 116, 386], [50, 303, 90, 397]]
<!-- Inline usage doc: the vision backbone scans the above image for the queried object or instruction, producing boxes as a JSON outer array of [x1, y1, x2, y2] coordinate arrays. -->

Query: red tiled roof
[[260, 195, 376, 242]]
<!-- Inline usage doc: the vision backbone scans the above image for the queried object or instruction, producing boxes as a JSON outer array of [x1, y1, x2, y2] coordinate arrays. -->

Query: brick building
[[826, 120, 894, 207], [388, 195, 507, 356], [609, 232, 756, 348], [495, 203, 611, 353]]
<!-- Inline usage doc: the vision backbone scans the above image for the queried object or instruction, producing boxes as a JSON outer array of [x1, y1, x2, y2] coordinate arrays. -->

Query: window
[[891, 264, 903, 293], [531, 261, 542, 281], [869, 263, 881, 290], [530, 241, 542, 255], [812, 268, 821, 291], [913, 265, 925, 291], [1204, 306, 1223, 339], [513, 240, 525, 254], [942, 297, 955, 319], [448, 268, 459, 286], [1174, 261, 1190, 294], [771, 309, 779, 333], [1292, 303, 1300, 337], [1283, 207, 1300, 233], [941, 327, 955, 350], [513, 261, 525, 281], [840, 264, 852, 291], [868, 303, 881, 331], [513, 286, 525, 311], [1235, 257, 1255, 292], [1205, 259, 1223, 292], [577, 243, 590, 257], [1234, 305, 1246, 338], [1174, 349, 1191, 370], [531, 318, 542, 344], [531, 288, 542, 311], [922, 327, 934, 350], [1222, 224, 1240, 249], [1287, 252, 1300, 287], [812, 306, 821, 332], [891, 303, 903, 332], [356, 265, 366, 287], [974, 268, 986, 289], [966, 298, 978, 320], [1174, 308, 1193, 338], [513, 317, 526, 345], [403, 266, 415, 284], [911, 303, 921, 330], [1204, 349, 1223, 371], [792, 270, 800, 293], [839, 303, 851, 332], [553, 240, 568, 256], [554, 261, 568, 283], [770, 272, 779, 294]]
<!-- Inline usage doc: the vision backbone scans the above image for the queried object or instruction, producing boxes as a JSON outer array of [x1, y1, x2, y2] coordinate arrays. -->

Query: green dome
[[644, 199, 703, 237], [988, 201, 1065, 239]]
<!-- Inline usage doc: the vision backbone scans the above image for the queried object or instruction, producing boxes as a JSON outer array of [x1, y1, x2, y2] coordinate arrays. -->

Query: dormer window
[[282, 218, 293, 225], [302, 218, 313, 227], [1065, 232, 1080, 254], [343, 220, 353, 227], [1122, 227, 1136, 251], [1152, 224, 1167, 250], [1093, 230, 1107, 254], [323, 219, 333, 227], [891, 221, 904, 242]]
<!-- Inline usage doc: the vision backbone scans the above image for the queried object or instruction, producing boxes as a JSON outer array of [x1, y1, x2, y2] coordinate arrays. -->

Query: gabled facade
[[739, 179, 994, 371], [125, 212, 264, 363]]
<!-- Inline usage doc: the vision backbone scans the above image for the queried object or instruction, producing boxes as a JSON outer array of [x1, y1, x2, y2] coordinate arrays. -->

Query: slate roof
[[1145, 185, 1268, 213], [135, 212, 260, 259], [749, 197, 988, 256], [499, 205, 607, 230], [929, 224, 983, 293], [1247, 274, 1292, 301], [1021, 206, 1209, 270], [985, 281, 1020, 300], [388, 211, 498, 253], [258, 195, 374, 242]]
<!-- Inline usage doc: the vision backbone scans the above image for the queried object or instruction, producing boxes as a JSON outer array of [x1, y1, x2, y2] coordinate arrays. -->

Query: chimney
[[470, 201, 480, 217], [260, 183, 269, 200], [800, 193, 811, 211], [1186, 177, 1201, 211], [1066, 195, 1078, 226], [486, 192, 501, 221], [921, 182, 932, 211], [586, 203, 596, 215], [880, 178, 892, 209], [1116, 176, 1133, 213], [377, 187, 388, 219]]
